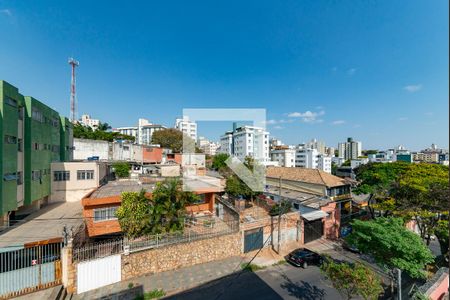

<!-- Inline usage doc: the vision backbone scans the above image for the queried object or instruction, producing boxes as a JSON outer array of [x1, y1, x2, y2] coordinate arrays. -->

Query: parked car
[[342, 240, 360, 254], [286, 248, 322, 268]]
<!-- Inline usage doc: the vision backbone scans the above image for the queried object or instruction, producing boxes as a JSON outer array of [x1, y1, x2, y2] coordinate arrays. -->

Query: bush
[[114, 162, 130, 178]]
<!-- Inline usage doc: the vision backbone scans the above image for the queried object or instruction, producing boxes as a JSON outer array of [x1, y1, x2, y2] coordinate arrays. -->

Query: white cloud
[[347, 68, 357, 76], [398, 117, 408, 121], [331, 120, 346, 125], [264, 119, 278, 125], [404, 84, 422, 93], [273, 125, 284, 130], [0, 9, 12, 17], [287, 110, 325, 123]]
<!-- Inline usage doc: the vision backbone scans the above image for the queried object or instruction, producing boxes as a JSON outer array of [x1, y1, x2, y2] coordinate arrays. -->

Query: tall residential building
[[306, 138, 326, 155], [270, 147, 296, 167], [80, 114, 100, 130], [294, 147, 332, 173], [175, 116, 197, 141], [0, 80, 73, 226], [338, 137, 362, 160], [114, 118, 166, 145], [219, 124, 270, 164]]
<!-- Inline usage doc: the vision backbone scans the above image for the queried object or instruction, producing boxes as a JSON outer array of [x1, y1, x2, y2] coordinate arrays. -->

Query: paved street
[[167, 263, 344, 300]]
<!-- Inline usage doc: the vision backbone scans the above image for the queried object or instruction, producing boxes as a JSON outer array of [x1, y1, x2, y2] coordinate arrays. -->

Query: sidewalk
[[73, 256, 242, 300], [244, 241, 301, 267]]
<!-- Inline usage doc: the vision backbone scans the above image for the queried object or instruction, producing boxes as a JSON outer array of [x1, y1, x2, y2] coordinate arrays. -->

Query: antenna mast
[[68, 58, 79, 122]]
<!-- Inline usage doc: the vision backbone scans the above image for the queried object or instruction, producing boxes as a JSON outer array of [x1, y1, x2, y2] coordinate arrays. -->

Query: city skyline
[[0, 0, 448, 150]]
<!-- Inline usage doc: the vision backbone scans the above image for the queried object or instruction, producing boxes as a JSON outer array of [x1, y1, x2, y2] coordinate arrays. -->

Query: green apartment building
[[0, 80, 73, 226]]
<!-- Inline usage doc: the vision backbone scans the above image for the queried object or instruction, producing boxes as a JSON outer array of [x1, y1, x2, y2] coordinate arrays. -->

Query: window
[[4, 135, 17, 144], [33, 143, 39, 150], [4, 96, 17, 107], [51, 117, 59, 128], [3, 172, 17, 181], [17, 172, 23, 185], [53, 171, 70, 181], [31, 170, 42, 181], [18, 139, 23, 152], [18, 107, 24, 120], [77, 170, 94, 180], [93, 207, 118, 222], [52, 145, 59, 153], [32, 108, 44, 123]]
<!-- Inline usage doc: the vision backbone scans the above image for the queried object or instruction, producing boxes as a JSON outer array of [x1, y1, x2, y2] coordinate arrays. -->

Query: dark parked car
[[286, 248, 322, 268]]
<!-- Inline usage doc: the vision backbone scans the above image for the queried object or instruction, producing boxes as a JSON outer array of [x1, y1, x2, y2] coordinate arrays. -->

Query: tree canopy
[[211, 153, 230, 172], [116, 178, 199, 238], [346, 217, 434, 278], [73, 123, 135, 142], [320, 258, 383, 300], [225, 156, 260, 200], [113, 162, 130, 178], [151, 128, 197, 153]]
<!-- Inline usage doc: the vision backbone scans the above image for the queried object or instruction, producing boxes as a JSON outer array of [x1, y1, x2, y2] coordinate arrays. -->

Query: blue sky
[[0, 1, 448, 150]]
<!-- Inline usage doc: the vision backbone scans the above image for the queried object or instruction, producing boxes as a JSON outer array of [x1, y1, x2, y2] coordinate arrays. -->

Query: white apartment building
[[270, 148, 296, 167], [80, 114, 100, 130], [175, 116, 197, 141], [295, 148, 332, 173], [114, 118, 166, 145], [219, 132, 233, 155], [197, 137, 218, 156], [233, 126, 270, 163], [338, 137, 362, 160], [219, 125, 270, 164], [317, 154, 332, 173], [351, 157, 369, 169]]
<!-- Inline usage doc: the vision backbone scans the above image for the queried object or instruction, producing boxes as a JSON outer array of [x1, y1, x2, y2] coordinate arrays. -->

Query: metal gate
[[77, 254, 121, 294], [304, 219, 323, 244], [0, 243, 62, 299], [244, 228, 263, 253]]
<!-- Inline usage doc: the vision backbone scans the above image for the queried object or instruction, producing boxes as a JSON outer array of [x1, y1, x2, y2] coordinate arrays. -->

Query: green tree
[[224, 156, 260, 201], [353, 162, 410, 218], [116, 190, 152, 238], [73, 123, 135, 142], [97, 122, 112, 131], [151, 128, 186, 152], [116, 179, 199, 238], [149, 178, 199, 234], [211, 153, 230, 172], [346, 217, 434, 278], [320, 258, 383, 300], [113, 162, 130, 178]]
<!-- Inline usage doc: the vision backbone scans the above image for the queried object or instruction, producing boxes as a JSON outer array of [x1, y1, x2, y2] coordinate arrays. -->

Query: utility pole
[[68, 58, 79, 123], [277, 176, 282, 253], [395, 268, 402, 300]]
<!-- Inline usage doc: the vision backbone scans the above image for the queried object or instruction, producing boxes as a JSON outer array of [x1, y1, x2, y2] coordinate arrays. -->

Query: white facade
[[175, 116, 197, 141], [219, 126, 270, 163], [219, 132, 233, 155], [232, 126, 270, 163], [74, 138, 110, 160], [331, 156, 346, 166], [80, 114, 100, 130], [197, 137, 218, 156], [295, 148, 332, 173], [338, 137, 362, 160], [317, 155, 332, 173], [351, 157, 369, 169], [114, 118, 165, 145], [270, 148, 296, 167]]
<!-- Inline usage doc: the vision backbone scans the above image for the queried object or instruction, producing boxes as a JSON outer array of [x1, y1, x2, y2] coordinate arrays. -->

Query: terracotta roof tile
[[266, 167, 347, 188]]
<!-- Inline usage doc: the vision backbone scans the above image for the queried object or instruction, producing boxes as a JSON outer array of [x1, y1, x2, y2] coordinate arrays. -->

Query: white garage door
[[77, 255, 121, 294]]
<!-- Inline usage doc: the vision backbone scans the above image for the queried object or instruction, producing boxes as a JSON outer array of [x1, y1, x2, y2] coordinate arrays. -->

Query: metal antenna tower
[[68, 58, 79, 122]]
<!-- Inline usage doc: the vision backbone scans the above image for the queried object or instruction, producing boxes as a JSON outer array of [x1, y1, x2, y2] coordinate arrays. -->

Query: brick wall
[[121, 232, 241, 280]]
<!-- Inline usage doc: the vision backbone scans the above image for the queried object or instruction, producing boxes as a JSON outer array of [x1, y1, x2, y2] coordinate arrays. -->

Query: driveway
[[167, 263, 344, 300]]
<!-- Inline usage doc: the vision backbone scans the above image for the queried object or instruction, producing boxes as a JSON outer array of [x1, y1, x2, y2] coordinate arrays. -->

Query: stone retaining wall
[[121, 232, 241, 280]]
